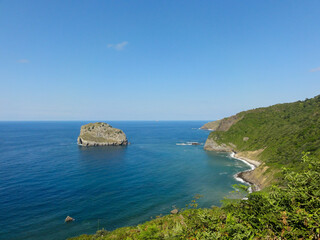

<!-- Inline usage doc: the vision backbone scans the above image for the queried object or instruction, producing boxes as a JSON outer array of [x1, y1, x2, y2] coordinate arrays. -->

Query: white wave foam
[[230, 152, 255, 170], [230, 152, 256, 193], [176, 142, 202, 146]]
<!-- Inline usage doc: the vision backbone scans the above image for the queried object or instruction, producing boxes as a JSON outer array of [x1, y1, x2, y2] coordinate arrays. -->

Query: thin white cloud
[[310, 67, 320, 72], [107, 41, 128, 51], [17, 59, 29, 63]]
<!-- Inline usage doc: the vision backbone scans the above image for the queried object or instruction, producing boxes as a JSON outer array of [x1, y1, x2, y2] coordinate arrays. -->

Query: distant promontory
[[77, 122, 128, 146]]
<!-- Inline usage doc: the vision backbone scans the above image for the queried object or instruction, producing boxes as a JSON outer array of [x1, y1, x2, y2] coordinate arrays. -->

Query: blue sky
[[0, 0, 320, 120]]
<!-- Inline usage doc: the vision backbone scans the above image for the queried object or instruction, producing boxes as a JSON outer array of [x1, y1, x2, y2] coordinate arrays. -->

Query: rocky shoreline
[[230, 152, 261, 192], [203, 128, 265, 191]]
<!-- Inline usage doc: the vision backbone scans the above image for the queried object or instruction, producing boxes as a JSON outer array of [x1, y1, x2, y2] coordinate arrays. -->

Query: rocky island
[[77, 122, 128, 146]]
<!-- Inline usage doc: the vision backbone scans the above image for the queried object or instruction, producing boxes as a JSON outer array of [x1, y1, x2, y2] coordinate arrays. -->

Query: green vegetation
[[209, 95, 320, 168], [70, 154, 320, 239]]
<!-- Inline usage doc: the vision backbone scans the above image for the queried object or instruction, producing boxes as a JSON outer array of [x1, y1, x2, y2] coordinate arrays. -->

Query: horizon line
[[0, 119, 213, 122]]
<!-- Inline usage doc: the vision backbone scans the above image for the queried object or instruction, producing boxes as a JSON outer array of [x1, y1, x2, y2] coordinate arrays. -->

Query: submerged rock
[[77, 122, 128, 146], [65, 216, 74, 222]]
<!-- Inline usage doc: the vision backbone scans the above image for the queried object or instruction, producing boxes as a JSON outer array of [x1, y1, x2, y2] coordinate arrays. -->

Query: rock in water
[[77, 122, 128, 146], [171, 209, 179, 214], [65, 216, 74, 222]]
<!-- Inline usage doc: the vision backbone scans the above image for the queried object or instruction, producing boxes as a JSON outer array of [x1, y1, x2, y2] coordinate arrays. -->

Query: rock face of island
[[77, 122, 128, 146]]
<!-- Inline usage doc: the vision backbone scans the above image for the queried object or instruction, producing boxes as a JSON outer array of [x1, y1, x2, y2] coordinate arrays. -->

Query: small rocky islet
[[77, 122, 128, 146]]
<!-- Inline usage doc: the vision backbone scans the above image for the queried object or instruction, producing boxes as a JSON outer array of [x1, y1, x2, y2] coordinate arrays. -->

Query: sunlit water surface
[[0, 121, 250, 240]]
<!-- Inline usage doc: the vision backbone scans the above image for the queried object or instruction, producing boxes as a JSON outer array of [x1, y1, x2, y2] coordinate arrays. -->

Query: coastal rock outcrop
[[200, 119, 222, 130], [200, 114, 243, 131], [204, 138, 232, 152], [171, 209, 179, 214], [77, 122, 128, 146], [237, 165, 267, 191]]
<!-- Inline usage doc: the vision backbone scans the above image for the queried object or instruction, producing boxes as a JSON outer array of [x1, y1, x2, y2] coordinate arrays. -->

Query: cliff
[[204, 138, 232, 152], [203, 95, 320, 189], [77, 122, 128, 146], [200, 119, 222, 130], [200, 114, 243, 131]]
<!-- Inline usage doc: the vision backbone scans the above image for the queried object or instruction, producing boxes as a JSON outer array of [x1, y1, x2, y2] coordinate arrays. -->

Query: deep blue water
[[0, 121, 250, 240]]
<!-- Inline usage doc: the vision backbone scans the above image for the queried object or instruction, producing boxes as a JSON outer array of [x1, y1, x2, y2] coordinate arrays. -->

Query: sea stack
[[77, 122, 128, 146]]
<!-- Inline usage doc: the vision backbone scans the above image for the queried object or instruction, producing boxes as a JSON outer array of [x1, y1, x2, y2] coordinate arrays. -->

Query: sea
[[0, 121, 250, 240]]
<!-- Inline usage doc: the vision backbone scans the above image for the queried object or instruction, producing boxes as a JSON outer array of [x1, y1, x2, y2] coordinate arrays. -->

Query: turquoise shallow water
[[0, 121, 250, 240]]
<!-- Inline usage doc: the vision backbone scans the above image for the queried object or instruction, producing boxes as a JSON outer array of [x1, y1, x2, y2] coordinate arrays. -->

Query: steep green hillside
[[207, 95, 320, 167]]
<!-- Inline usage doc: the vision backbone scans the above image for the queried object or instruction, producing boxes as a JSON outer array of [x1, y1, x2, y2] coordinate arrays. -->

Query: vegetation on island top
[[70, 95, 320, 239]]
